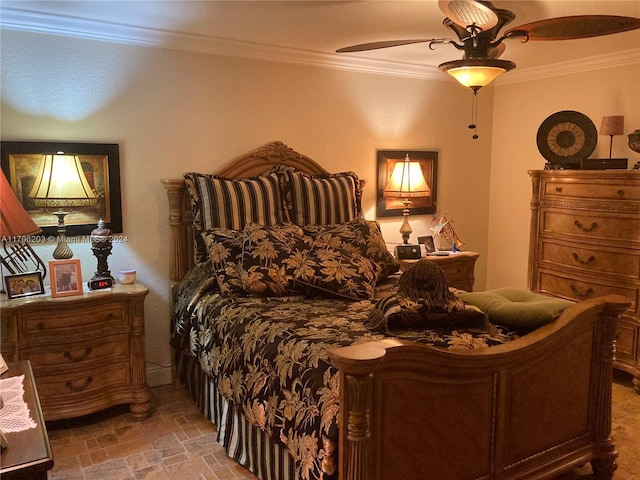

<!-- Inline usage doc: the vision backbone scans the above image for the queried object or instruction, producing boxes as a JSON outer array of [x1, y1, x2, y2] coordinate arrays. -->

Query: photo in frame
[[376, 150, 438, 218], [3, 271, 45, 299], [0, 141, 123, 236], [418, 235, 436, 254], [49, 259, 83, 297]]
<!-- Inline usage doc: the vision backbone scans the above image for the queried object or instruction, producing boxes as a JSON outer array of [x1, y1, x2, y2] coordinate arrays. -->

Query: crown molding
[[1, 7, 637, 84], [0, 6, 445, 80], [495, 48, 640, 86]]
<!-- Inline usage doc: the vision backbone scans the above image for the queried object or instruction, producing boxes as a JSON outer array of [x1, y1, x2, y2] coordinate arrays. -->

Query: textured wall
[[1, 29, 493, 385]]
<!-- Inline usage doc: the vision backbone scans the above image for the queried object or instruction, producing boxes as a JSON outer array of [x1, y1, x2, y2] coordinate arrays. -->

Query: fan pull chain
[[468, 91, 479, 139]]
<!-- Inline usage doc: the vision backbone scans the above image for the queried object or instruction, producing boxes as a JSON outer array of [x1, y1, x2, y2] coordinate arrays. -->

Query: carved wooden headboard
[[160, 141, 365, 295]]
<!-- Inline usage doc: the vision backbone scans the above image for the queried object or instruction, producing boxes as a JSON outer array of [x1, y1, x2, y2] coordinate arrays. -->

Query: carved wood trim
[[329, 297, 629, 480], [540, 198, 640, 214], [343, 373, 373, 480], [528, 173, 542, 292]]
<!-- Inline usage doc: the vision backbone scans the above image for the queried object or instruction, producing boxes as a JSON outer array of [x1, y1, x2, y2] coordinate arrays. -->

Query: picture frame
[[0, 141, 123, 236], [3, 271, 45, 299], [418, 235, 436, 253], [376, 150, 438, 218], [49, 259, 84, 297]]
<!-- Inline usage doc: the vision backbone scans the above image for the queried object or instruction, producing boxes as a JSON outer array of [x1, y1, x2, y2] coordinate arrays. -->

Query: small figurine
[[89, 219, 114, 285]]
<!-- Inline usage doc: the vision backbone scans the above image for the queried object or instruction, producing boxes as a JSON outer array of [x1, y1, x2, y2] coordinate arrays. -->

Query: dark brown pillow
[[303, 218, 399, 282]]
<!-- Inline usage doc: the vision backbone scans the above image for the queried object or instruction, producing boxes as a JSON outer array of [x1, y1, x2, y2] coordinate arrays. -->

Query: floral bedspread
[[170, 264, 518, 480]]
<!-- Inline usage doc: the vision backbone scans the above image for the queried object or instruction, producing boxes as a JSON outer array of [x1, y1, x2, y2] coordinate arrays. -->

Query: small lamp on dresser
[[600, 115, 624, 159]]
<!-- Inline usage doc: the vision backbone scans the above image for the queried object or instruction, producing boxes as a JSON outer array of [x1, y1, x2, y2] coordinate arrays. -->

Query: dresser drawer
[[539, 240, 640, 280], [0, 284, 150, 421], [538, 271, 639, 315], [441, 265, 472, 290], [543, 178, 640, 202], [36, 361, 131, 400], [540, 210, 640, 246], [21, 333, 129, 372], [19, 304, 126, 338]]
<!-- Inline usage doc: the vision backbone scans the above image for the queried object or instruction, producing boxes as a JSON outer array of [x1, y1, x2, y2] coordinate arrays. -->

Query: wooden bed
[[162, 141, 630, 480]]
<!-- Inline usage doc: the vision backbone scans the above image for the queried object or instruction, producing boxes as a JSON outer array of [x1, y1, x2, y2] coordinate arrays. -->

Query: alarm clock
[[394, 244, 421, 260], [88, 277, 114, 290]]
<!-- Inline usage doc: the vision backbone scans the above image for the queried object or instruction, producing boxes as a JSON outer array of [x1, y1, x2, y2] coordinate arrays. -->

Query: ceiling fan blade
[[438, 0, 498, 30], [506, 15, 640, 41], [336, 39, 432, 53]]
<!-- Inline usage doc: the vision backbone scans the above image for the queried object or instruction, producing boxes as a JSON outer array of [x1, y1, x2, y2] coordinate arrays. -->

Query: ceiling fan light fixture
[[439, 58, 516, 90]]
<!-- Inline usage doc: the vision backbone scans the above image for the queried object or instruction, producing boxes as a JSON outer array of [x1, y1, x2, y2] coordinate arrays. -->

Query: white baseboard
[[146, 363, 172, 387]]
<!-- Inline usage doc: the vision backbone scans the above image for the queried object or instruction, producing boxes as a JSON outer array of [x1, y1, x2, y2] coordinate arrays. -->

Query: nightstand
[[399, 252, 479, 291], [0, 284, 151, 421]]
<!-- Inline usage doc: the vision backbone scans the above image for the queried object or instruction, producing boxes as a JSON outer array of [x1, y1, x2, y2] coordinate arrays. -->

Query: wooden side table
[[0, 284, 151, 421], [399, 252, 479, 291], [0, 360, 54, 480]]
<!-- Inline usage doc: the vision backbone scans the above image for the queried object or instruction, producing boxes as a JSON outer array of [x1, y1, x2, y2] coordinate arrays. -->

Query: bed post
[[160, 179, 193, 297], [342, 373, 374, 480], [329, 340, 399, 480], [590, 301, 621, 479]]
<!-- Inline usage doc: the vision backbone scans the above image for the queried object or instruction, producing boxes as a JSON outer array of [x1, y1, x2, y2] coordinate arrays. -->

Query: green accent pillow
[[458, 288, 573, 331]]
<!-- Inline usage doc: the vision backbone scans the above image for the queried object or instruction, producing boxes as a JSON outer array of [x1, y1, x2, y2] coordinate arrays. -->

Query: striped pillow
[[283, 170, 362, 226], [184, 172, 285, 264]]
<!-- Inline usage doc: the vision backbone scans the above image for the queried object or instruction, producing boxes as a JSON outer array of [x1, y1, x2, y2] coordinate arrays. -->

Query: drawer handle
[[572, 253, 596, 265], [570, 284, 594, 297], [574, 220, 597, 232], [64, 347, 93, 362], [65, 376, 93, 392]]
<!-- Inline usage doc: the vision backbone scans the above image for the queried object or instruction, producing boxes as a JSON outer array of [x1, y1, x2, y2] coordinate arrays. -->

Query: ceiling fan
[[337, 0, 640, 90], [337, 0, 640, 138]]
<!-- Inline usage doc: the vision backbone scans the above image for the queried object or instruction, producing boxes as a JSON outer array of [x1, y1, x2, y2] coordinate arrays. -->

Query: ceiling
[[1, 1, 639, 85]]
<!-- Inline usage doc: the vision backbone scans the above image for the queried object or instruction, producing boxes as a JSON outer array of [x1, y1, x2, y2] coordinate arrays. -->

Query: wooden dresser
[[528, 170, 640, 391], [399, 251, 479, 291], [0, 284, 151, 420]]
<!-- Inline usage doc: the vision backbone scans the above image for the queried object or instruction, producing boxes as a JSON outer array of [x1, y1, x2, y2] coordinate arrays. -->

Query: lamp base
[[399, 201, 412, 245], [52, 211, 73, 260]]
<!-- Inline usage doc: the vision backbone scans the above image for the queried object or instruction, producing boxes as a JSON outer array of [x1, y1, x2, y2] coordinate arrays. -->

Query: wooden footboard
[[329, 294, 630, 480]]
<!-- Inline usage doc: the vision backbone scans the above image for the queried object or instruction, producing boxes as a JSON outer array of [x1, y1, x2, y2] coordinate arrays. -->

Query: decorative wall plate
[[536, 110, 597, 168]]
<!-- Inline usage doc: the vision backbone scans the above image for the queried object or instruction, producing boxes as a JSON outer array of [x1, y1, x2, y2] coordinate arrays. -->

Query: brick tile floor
[[47, 371, 640, 480]]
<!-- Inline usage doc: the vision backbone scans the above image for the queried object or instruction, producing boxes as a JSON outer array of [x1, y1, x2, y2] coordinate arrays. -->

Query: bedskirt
[[176, 350, 297, 480]]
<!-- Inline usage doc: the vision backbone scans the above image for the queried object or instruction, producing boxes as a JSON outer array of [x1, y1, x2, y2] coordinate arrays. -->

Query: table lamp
[[0, 169, 47, 280], [600, 115, 624, 159], [28, 154, 97, 259], [383, 154, 431, 245]]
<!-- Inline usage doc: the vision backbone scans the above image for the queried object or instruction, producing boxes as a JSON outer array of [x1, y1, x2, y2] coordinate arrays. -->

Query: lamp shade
[[439, 58, 516, 90], [0, 169, 41, 238], [600, 116, 624, 136], [29, 154, 96, 207], [383, 156, 431, 198]]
